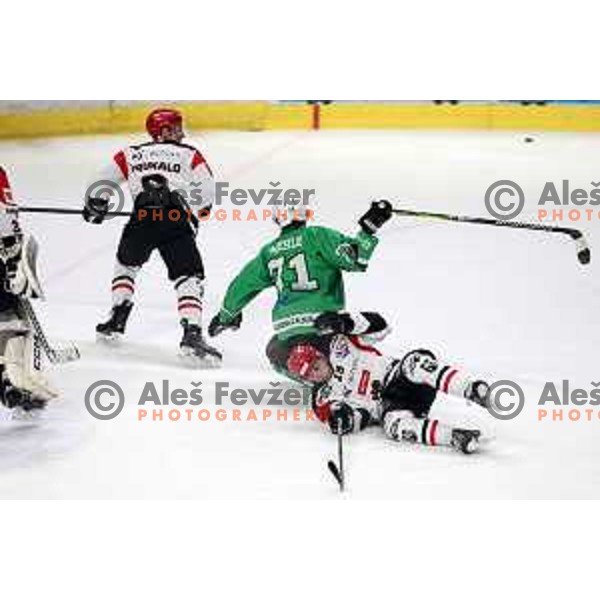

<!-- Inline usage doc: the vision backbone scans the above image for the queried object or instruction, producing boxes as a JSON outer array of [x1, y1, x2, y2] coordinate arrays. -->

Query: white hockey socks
[[111, 262, 139, 305], [383, 410, 453, 447], [175, 275, 204, 326]]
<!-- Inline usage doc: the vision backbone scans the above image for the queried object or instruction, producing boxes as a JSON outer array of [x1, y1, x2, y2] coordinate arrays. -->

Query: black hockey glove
[[315, 311, 388, 336], [328, 402, 356, 436], [358, 199, 393, 235], [208, 312, 242, 337], [314, 312, 355, 335], [83, 197, 109, 224]]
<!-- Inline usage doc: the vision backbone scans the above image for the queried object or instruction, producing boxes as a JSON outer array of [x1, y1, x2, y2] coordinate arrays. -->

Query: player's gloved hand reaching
[[208, 312, 242, 337], [358, 199, 393, 235], [315, 311, 389, 339], [328, 402, 356, 436], [314, 312, 355, 335], [83, 197, 109, 224]]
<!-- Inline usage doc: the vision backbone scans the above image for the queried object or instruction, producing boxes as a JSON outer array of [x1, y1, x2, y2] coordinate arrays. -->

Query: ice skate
[[179, 319, 222, 367], [465, 380, 490, 408], [450, 428, 481, 455], [96, 301, 133, 342]]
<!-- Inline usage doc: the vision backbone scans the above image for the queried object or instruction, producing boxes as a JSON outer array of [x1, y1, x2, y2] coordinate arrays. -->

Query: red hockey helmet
[[145, 108, 183, 141], [287, 344, 328, 381]]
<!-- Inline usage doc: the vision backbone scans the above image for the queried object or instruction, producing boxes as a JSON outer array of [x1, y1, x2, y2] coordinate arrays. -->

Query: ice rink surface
[[0, 129, 599, 499]]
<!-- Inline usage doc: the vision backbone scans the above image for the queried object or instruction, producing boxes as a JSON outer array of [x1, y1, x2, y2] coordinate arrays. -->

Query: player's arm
[[208, 253, 273, 336], [82, 151, 128, 224], [314, 200, 393, 272], [187, 150, 215, 213]]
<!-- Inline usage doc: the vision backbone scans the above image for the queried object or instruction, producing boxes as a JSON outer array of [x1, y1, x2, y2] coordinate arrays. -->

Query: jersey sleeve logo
[[331, 335, 351, 359]]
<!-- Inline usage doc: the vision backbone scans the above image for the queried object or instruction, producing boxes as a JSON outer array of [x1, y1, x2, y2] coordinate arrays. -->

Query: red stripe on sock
[[178, 303, 202, 312], [429, 420, 438, 446], [441, 368, 459, 393]]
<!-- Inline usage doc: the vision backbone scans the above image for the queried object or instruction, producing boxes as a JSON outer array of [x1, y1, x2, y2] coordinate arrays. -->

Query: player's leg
[[97, 224, 153, 340], [379, 384, 481, 454], [383, 410, 481, 454], [158, 233, 222, 363], [391, 349, 490, 407]]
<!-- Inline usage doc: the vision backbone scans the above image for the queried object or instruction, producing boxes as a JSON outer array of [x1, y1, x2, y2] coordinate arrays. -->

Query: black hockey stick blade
[[568, 229, 591, 265], [327, 459, 344, 492]]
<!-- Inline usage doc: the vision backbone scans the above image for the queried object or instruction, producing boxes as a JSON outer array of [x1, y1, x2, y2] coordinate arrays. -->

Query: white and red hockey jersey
[[313, 333, 476, 427], [88, 141, 215, 210], [314, 334, 395, 424]]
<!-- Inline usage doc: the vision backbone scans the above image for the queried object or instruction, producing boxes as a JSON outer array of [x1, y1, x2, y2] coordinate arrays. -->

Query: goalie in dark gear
[[0, 166, 57, 412]]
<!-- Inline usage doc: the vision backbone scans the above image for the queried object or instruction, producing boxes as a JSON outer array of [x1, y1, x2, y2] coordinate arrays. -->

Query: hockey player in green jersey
[[208, 200, 394, 377], [208, 201, 492, 453]]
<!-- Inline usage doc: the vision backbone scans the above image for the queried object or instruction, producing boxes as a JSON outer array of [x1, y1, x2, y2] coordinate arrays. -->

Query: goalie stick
[[392, 207, 591, 265], [19, 298, 80, 370]]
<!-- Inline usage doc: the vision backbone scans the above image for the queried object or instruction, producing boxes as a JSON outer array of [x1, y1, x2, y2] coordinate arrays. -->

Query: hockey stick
[[392, 208, 591, 265], [11, 207, 132, 217], [19, 299, 80, 367], [327, 419, 345, 492]]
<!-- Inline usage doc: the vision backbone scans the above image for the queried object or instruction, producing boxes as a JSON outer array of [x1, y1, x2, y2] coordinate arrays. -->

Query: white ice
[[0, 129, 599, 499]]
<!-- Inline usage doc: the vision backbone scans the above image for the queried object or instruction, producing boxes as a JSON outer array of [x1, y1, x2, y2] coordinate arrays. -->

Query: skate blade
[[8, 406, 47, 420], [96, 332, 123, 345], [179, 349, 222, 369]]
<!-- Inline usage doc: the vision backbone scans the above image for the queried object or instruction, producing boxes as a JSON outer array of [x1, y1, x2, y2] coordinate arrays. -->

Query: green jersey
[[217, 224, 379, 339]]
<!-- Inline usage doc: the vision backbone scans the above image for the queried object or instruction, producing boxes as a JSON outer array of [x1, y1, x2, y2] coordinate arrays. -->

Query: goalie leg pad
[[1, 331, 58, 403]]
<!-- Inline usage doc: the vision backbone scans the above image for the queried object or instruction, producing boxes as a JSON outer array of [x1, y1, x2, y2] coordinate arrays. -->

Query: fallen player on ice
[[286, 311, 490, 454]]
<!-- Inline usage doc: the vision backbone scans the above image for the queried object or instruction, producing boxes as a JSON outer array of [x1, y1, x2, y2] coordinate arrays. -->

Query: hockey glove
[[208, 312, 242, 337], [358, 199, 393, 235], [314, 312, 355, 335], [83, 197, 109, 224], [328, 402, 356, 436]]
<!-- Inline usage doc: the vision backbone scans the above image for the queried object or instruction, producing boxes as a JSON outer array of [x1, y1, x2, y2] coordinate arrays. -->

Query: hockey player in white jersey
[[0, 166, 57, 412], [83, 108, 221, 364], [285, 311, 490, 454]]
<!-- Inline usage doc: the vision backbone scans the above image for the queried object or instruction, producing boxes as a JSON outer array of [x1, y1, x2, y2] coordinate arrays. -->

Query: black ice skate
[[96, 301, 133, 341], [450, 428, 481, 454], [180, 319, 222, 366], [1, 382, 47, 412], [465, 380, 490, 408]]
